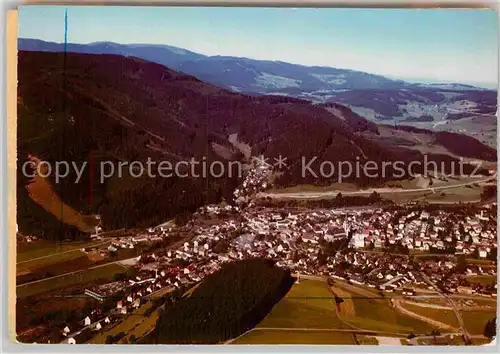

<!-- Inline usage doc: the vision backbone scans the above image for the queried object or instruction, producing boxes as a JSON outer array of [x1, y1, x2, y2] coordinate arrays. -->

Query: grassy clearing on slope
[[257, 280, 349, 329], [26, 170, 98, 232], [232, 329, 356, 344], [17, 263, 127, 298]]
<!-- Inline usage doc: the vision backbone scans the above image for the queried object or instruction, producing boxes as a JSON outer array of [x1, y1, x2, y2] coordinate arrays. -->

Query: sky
[[18, 6, 499, 88]]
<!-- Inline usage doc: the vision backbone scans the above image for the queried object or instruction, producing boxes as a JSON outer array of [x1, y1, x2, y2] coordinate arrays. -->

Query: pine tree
[[484, 317, 497, 339]]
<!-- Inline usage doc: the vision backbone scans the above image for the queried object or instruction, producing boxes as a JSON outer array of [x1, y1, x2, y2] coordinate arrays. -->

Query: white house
[[83, 316, 91, 326], [95, 322, 102, 331], [350, 233, 365, 249], [68, 337, 76, 345], [63, 326, 70, 335]]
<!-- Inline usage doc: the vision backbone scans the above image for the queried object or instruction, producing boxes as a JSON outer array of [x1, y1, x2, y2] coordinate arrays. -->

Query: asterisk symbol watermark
[[273, 155, 288, 169], [252, 155, 271, 168]]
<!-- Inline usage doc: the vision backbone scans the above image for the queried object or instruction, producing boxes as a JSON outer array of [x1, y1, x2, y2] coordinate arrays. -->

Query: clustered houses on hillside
[[58, 201, 497, 344], [344, 206, 498, 258], [17, 232, 39, 243], [59, 160, 496, 346], [233, 156, 272, 207], [86, 202, 497, 306]]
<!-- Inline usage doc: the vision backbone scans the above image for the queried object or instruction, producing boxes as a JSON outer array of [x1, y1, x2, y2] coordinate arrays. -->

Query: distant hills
[[18, 38, 497, 125], [18, 38, 410, 92]]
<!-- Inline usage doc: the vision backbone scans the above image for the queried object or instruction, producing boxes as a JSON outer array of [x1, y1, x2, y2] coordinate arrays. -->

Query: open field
[[231, 329, 357, 345], [17, 251, 90, 276], [331, 281, 435, 335], [17, 240, 107, 263], [17, 246, 141, 287], [17, 254, 104, 285], [401, 302, 459, 329], [420, 185, 483, 204], [465, 275, 497, 286], [266, 183, 360, 194], [461, 311, 497, 335], [471, 337, 495, 345], [266, 175, 487, 196], [17, 241, 112, 277], [259, 174, 491, 205], [17, 263, 127, 298], [466, 259, 497, 266], [256, 280, 348, 329]]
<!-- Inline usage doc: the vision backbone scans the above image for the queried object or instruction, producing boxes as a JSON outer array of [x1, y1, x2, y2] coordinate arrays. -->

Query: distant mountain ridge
[[19, 38, 490, 94]]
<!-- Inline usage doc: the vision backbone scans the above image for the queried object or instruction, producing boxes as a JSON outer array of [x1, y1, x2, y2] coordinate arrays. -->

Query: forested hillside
[[17, 51, 495, 239]]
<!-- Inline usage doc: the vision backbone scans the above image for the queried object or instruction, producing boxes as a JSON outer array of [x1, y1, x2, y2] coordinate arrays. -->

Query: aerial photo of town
[[15, 6, 497, 346]]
